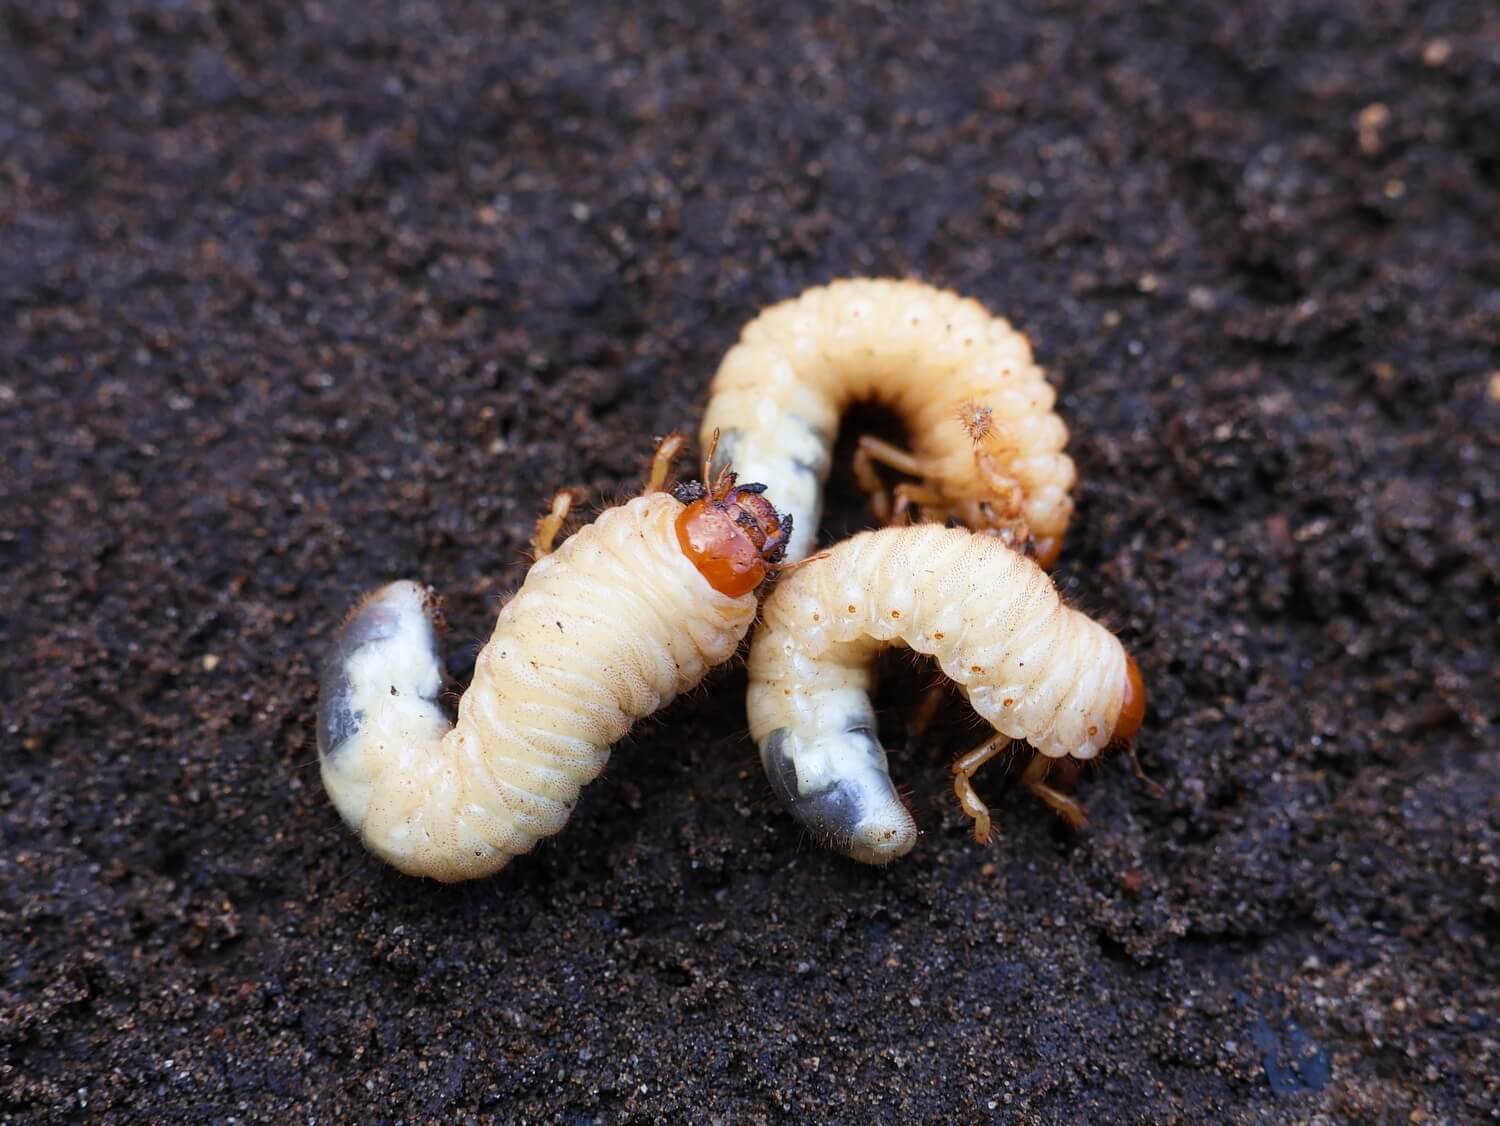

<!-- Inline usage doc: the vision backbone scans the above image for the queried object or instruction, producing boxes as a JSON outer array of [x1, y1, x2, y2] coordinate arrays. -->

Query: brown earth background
[[3, 1, 1498, 1121]]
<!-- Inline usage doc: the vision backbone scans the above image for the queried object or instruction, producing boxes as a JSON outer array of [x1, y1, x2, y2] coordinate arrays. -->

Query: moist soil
[[3, 2, 1498, 1122]]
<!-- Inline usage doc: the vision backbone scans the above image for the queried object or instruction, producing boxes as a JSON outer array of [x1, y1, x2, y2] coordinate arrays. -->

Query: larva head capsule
[[673, 469, 790, 598]]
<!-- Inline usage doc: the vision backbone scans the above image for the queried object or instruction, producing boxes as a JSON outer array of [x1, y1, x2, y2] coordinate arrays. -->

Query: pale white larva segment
[[748, 525, 1131, 863], [700, 278, 1075, 560], [317, 493, 758, 883]]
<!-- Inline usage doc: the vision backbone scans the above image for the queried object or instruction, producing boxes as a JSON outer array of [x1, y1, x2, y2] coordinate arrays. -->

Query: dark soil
[[3, 1, 1498, 1122]]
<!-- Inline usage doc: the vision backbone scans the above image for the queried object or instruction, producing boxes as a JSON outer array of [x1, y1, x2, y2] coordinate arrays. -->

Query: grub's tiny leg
[[974, 452, 1032, 546], [857, 435, 926, 477], [1021, 754, 1089, 830], [951, 732, 1012, 844], [645, 432, 689, 495], [855, 437, 933, 526], [1128, 743, 1166, 798], [531, 491, 574, 557], [906, 679, 950, 743], [891, 482, 947, 527], [852, 444, 894, 523], [976, 452, 1026, 515]]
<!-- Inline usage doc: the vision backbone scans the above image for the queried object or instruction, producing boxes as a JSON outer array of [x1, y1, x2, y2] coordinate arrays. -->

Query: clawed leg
[[531, 490, 576, 557], [891, 482, 947, 527], [975, 452, 1026, 517], [854, 436, 928, 525], [1021, 754, 1089, 830], [645, 432, 689, 495], [1127, 743, 1166, 798], [973, 450, 1036, 547], [537, 432, 686, 556], [852, 442, 894, 523], [951, 731, 1012, 844], [951, 497, 991, 532], [906, 679, 950, 744]]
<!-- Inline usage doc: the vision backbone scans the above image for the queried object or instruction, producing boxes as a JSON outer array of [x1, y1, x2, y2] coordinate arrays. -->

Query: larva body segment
[[701, 278, 1076, 563], [318, 491, 774, 883], [748, 525, 1140, 864]]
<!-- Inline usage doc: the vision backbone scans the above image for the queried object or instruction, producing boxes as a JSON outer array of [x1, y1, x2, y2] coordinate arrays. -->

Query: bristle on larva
[[700, 278, 1076, 563], [747, 525, 1140, 864]]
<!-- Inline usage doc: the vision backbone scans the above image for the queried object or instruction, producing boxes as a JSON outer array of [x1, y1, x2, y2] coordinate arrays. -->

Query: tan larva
[[748, 525, 1145, 865], [700, 277, 1076, 566], [316, 438, 789, 882]]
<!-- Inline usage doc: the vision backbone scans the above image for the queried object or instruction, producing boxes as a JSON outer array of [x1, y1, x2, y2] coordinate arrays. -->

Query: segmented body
[[318, 493, 760, 882], [701, 278, 1075, 561], [747, 525, 1135, 863]]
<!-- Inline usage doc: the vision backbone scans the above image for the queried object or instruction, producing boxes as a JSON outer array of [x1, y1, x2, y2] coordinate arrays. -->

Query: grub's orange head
[[1112, 653, 1147, 744], [673, 470, 789, 598]]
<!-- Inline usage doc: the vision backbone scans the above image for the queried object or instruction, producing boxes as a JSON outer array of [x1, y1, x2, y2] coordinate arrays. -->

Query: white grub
[[701, 278, 1075, 563], [748, 525, 1139, 864], [317, 493, 763, 882]]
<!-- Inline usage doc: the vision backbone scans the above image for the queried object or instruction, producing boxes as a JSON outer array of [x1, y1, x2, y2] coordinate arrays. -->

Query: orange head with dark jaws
[[673, 467, 790, 598]]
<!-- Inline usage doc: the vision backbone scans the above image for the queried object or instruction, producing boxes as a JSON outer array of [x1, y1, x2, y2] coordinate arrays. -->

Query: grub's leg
[[645, 432, 689, 495], [1021, 754, 1089, 830], [906, 679, 950, 743], [852, 445, 893, 523], [891, 482, 947, 527], [951, 732, 1012, 844], [531, 491, 575, 557], [854, 436, 928, 525], [975, 452, 1026, 517], [953, 498, 984, 525], [1128, 743, 1166, 798], [974, 452, 1033, 546]]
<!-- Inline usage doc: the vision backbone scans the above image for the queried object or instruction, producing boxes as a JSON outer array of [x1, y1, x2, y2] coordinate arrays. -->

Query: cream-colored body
[[748, 525, 1131, 863], [701, 278, 1075, 560], [318, 494, 758, 882]]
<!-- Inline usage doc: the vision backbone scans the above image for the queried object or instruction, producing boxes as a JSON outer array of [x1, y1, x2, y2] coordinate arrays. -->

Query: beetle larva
[[316, 440, 788, 882], [747, 524, 1144, 864], [700, 278, 1075, 566]]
